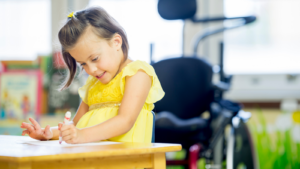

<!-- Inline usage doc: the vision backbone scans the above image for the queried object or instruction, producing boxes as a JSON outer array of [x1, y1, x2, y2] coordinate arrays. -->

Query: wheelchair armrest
[[212, 81, 230, 91], [223, 75, 233, 84]]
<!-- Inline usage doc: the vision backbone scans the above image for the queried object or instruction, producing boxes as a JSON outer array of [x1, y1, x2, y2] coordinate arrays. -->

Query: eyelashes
[[80, 57, 98, 66], [92, 57, 98, 61]]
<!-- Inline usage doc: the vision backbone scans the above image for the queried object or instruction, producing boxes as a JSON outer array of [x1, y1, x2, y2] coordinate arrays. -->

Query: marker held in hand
[[59, 111, 71, 144]]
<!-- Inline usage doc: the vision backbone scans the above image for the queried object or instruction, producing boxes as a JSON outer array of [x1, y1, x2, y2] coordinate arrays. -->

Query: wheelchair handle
[[193, 15, 256, 56], [191, 16, 256, 24]]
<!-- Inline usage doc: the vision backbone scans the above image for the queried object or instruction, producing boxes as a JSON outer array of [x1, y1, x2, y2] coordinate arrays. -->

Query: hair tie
[[68, 12, 74, 18]]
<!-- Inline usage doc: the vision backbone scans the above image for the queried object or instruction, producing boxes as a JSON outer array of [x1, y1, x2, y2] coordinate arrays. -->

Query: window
[[89, 0, 183, 63], [0, 0, 51, 61], [224, 0, 300, 74]]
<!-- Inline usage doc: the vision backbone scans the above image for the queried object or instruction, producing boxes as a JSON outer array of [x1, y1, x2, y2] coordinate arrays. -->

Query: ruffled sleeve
[[78, 75, 98, 105], [120, 60, 165, 104]]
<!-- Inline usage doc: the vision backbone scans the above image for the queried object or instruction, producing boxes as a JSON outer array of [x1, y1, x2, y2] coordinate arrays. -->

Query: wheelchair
[[151, 0, 258, 168]]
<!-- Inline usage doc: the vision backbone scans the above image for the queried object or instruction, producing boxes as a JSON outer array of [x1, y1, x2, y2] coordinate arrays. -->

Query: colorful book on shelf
[[1, 60, 39, 70], [1, 60, 38, 65], [53, 51, 67, 69], [38, 55, 53, 73], [0, 62, 4, 72], [6, 64, 39, 70], [0, 70, 42, 122]]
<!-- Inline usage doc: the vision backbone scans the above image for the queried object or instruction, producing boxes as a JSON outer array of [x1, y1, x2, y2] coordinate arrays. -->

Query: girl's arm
[[61, 70, 151, 143], [51, 101, 89, 140]]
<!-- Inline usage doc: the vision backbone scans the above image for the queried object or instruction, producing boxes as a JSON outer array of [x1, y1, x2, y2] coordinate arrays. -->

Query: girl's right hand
[[20, 118, 53, 141]]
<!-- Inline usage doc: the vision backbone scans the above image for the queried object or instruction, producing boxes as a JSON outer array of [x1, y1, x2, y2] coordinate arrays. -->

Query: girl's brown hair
[[58, 6, 129, 90]]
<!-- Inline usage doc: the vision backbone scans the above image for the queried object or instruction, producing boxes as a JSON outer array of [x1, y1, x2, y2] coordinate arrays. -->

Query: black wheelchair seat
[[156, 111, 209, 132], [152, 57, 217, 148], [155, 111, 212, 148]]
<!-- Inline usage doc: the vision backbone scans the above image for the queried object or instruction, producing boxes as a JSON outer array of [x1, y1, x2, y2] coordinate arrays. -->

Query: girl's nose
[[89, 65, 97, 74]]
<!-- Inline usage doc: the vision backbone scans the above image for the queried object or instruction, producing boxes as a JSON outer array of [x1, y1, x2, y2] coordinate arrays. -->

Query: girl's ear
[[113, 33, 122, 51]]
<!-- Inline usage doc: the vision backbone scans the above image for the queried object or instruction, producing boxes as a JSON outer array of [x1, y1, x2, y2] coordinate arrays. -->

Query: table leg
[[152, 153, 166, 169]]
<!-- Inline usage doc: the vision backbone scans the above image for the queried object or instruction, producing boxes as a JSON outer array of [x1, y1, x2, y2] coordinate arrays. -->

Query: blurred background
[[0, 0, 299, 168]]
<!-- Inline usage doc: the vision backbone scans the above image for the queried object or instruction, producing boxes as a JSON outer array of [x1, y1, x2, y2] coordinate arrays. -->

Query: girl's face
[[69, 27, 125, 84]]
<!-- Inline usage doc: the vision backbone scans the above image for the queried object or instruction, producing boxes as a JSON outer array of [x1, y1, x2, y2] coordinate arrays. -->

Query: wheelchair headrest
[[158, 0, 197, 20]]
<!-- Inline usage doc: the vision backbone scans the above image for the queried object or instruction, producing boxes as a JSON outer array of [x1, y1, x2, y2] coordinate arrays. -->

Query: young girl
[[20, 6, 165, 144]]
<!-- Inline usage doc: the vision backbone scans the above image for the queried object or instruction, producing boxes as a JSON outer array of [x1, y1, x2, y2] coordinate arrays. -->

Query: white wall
[[183, 0, 224, 66], [183, 0, 300, 102], [51, 0, 89, 52], [224, 74, 300, 102]]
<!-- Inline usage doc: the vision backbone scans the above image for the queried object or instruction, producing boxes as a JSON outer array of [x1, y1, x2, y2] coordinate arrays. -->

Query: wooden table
[[0, 135, 181, 169]]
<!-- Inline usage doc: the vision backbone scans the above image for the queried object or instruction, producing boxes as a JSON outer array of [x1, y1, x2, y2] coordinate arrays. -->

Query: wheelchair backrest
[[152, 57, 214, 120]]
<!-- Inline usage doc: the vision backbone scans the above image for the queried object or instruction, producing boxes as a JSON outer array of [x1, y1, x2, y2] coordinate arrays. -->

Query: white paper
[[24, 140, 121, 147]]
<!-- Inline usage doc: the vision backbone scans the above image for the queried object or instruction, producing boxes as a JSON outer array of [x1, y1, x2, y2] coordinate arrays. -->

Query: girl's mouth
[[96, 72, 106, 79]]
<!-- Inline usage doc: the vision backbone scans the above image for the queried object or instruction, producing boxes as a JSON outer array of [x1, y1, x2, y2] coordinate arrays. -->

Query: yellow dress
[[76, 60, 165, 143]]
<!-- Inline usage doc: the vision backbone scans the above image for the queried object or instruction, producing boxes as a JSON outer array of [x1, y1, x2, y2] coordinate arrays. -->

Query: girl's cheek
[[97, 62, 105, 71], [83, 67, 90, 74]]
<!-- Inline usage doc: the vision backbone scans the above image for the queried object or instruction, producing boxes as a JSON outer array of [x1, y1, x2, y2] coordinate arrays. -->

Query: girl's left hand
[[59, 122, 84, 144]]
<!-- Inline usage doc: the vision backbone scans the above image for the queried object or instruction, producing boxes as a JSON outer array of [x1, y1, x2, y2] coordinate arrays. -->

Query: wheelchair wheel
[[226, 122, 257, 169]]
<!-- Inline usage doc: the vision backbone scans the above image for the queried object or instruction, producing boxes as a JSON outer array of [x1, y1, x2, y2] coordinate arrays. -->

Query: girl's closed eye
[[79, 57, 97, 66], [92, 57, 98, 62]]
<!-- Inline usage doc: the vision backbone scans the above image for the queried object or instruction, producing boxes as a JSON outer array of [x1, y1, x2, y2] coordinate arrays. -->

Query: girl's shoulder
[[121, 60, 155, 77], [121, 60, 165, 104]]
